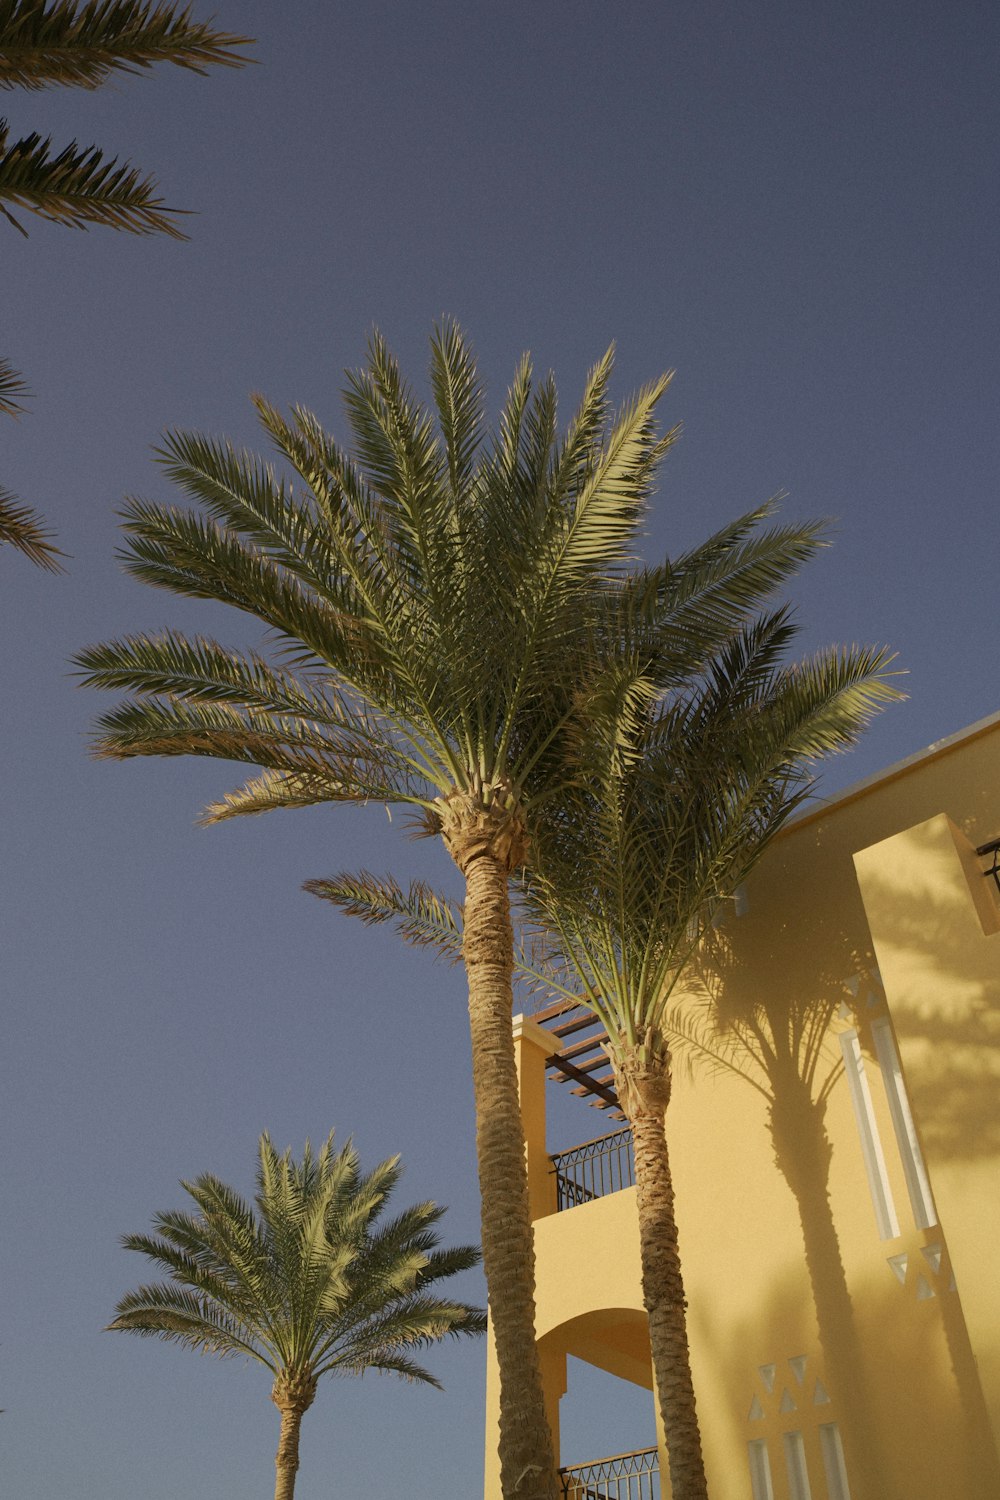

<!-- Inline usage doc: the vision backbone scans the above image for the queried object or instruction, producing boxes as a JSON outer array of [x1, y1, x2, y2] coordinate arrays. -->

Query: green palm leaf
[[0, 354, 28, 413], [0, 484, 63, 568], [304, 871, 464, 958], [0, 1, 250, 90], [0, 122, 186, 234]]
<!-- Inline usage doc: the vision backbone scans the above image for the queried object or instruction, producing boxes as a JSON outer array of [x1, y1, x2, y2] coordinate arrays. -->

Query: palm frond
[[595, 509, 828, 692], [198, 769, 401, 825], [0, 1, 251, 91], [108, 1283, 269, 1363], [0, 485, 63, 568], [0, 121, 185, 234], [303, 871, 464, 962], [0, 486, 63, 567], [326, 1348, 442, 1386], [77, 619, 446, 779], [555, 374, 674, 575], [758, 645, 903, 760], [153, 429, 335, 582], [84, 694, 419, 799], [527, 372, 672, 616], [0, 354, 29, 414], [429, 317, 484, 503]]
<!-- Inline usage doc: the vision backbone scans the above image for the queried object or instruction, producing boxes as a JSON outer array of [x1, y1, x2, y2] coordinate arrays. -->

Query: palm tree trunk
[[615, 1048, 709, 1500], [770, 1095, 884, 1500], [273, 1404, 305, 1500], [440, 792, 559, 1500], [271, 1372, 316, 1500]]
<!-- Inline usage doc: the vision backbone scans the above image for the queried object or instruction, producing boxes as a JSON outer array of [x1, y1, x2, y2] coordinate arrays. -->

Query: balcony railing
[[550, 1127, 634, 1210], [977, 836, 1000, 896], [559, 1446, 660, 1500]]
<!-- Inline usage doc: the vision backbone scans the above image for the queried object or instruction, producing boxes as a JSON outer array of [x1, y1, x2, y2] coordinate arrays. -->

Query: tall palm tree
[[312, 606, 898, 1500], [109, 1131, 485, 1500], [0, 0, 251, 569], [75, 325, 828, 1498]]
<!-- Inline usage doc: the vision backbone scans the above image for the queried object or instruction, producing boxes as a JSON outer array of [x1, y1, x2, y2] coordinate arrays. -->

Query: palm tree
[[74, 323, 825, 1499], [312, 606, 898, 1500], [0, 0, 251, 569], [109, 1131, 485, 1500]]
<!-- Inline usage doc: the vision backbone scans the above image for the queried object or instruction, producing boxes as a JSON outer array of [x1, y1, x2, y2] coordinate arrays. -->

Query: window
[[839, 1028, 900, 1239], [870, 1017, 937, 1229], [819, 1423, 852, 1500], [748, 1439, 775, 1500], [782, 1431, 812, 1500]]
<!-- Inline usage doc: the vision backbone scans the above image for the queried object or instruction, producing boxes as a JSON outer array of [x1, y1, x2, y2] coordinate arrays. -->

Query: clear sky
[[2, 3, 997, 1496]]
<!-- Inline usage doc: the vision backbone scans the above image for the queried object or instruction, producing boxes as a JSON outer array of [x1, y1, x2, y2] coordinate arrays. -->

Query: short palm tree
[[109, 1132, 485, 1500], [0, 0, 251, 570], [75, 324, 828, 1498], [313, 605, 897, 1500]]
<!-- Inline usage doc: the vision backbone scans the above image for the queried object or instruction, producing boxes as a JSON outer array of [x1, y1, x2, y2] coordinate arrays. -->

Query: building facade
[[484, 712, 1000, 1500]]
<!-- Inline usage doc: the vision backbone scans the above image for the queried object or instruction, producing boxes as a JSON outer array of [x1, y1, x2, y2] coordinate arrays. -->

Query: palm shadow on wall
[[674, 914, 887, 1496], [694, 1251, 993, 1500], [851, 822, 1000, 1163]]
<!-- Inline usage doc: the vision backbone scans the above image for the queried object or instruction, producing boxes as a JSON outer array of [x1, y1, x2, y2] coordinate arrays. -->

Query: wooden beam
[[546, 1053, 620, 1109]]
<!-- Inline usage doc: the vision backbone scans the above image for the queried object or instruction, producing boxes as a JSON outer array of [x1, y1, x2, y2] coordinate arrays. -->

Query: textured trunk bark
[[273, 1404, 305, 1500], [271, 1371, 315, 1500], [441, 792, 559, 1500], [616, 1050, 709, 1500], [771, 1095, 883, 1500]]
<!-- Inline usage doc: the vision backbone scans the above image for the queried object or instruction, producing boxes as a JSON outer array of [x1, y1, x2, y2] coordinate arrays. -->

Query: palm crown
[[75, 327, 832, 826], [110, 1131, 484, 1385], [314, 603, 897, 1049], [520, 614, 896, 1051]]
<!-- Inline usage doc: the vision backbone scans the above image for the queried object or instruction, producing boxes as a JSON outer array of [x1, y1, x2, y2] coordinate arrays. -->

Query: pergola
[[531, 997, 627, 1122]]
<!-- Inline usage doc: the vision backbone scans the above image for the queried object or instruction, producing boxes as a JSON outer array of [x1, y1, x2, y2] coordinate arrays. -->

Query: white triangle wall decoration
[[916, 1273, 935, 1301], [748, 1395, 765, 1421], [788, 1355, 807, 1386], [813, 1379, 830, 1406], [758, 1364, 776, 1394], [887, 1252, 908, 1284], [779, 1389, 797, 1413], [921, 1243, 943, 1275]]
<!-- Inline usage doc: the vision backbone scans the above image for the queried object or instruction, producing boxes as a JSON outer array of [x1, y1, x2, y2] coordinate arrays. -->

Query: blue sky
[[2, 3, 997, 1496]]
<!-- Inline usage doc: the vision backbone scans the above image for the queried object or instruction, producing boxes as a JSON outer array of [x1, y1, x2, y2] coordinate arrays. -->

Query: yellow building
[[484, 711, 1000, 1500]]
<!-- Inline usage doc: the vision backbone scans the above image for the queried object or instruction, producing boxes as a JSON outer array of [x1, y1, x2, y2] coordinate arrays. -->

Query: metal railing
[[550, 1127, 634, 1210], [977, 836, 1000, 896], [559, 1447, 660, 1500]]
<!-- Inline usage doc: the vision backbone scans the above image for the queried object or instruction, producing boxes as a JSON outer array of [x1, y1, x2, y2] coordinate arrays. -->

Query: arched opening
[[540, 1309, 661, 1496]]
